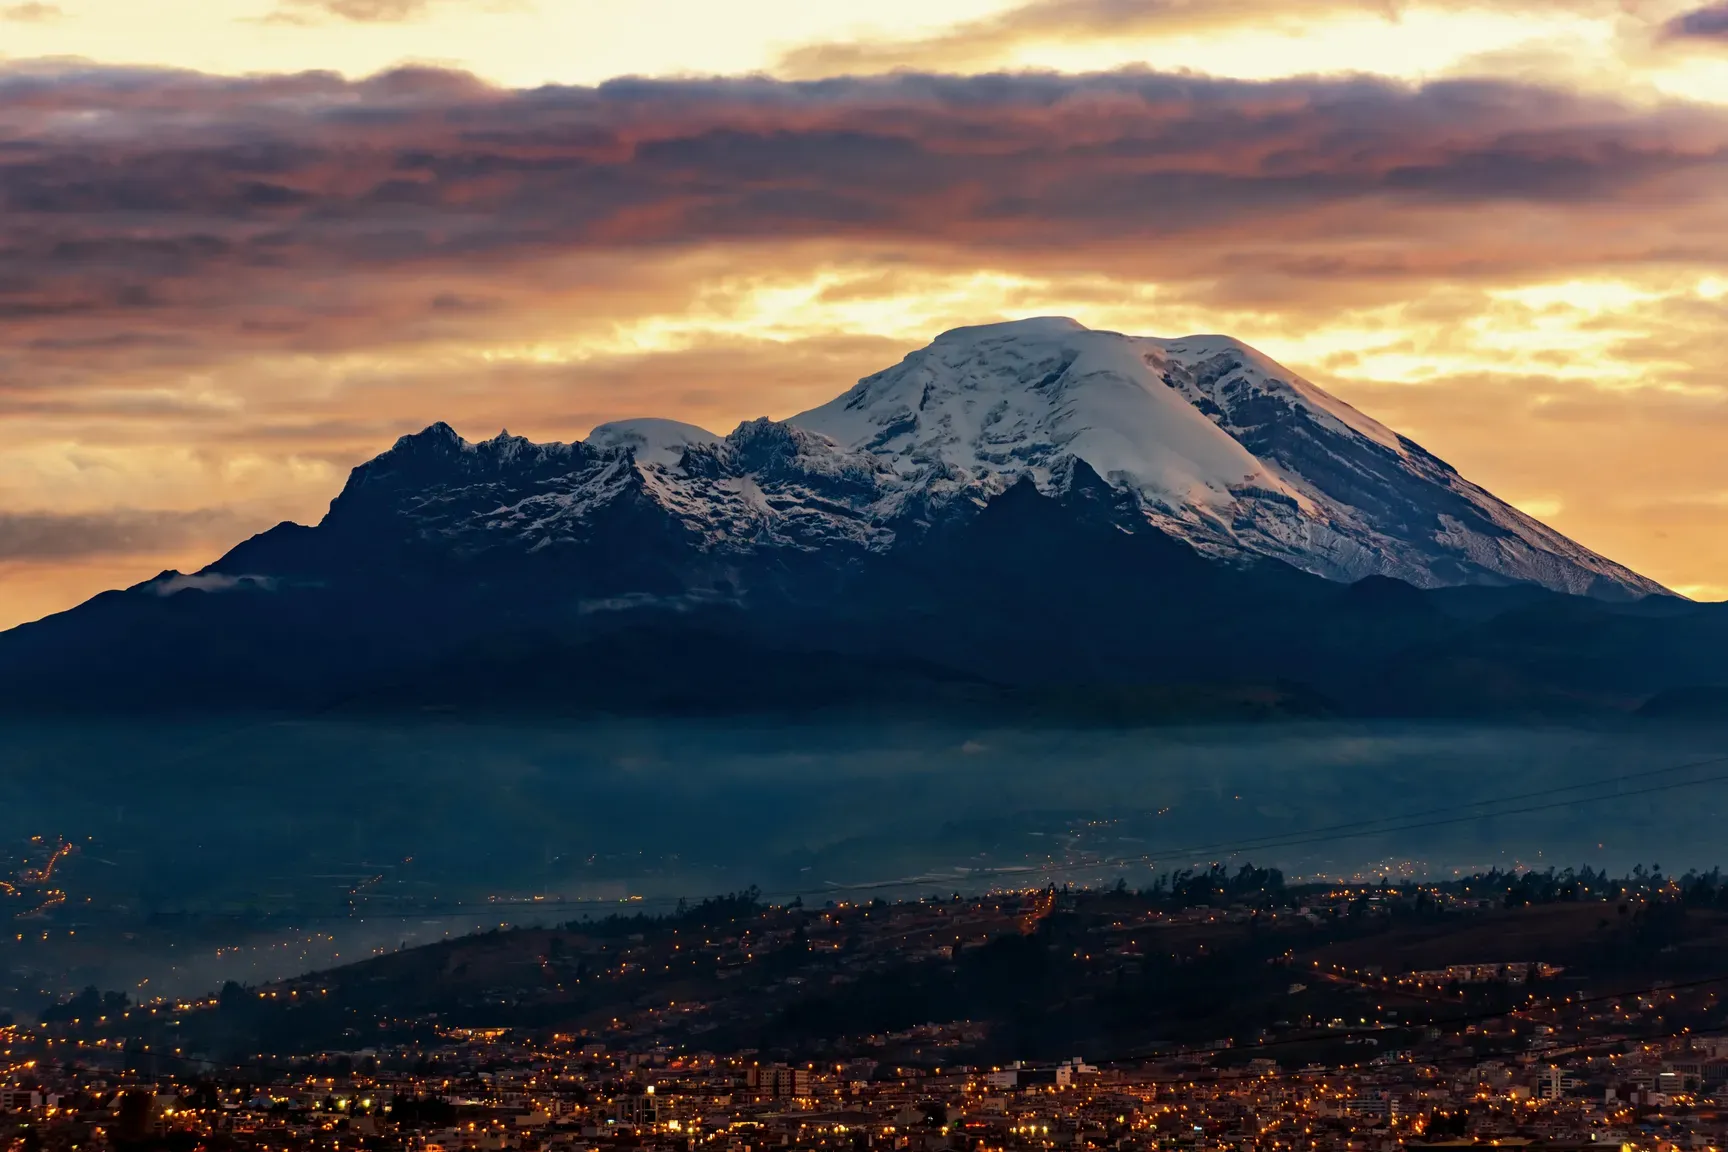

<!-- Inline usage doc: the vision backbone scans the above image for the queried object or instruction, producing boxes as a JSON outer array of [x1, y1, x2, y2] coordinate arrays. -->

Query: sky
[[4, 0, 1728, 627]]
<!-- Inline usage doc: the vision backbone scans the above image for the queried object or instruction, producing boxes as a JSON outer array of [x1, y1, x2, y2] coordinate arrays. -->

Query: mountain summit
[[792, 318, 1661, 598]]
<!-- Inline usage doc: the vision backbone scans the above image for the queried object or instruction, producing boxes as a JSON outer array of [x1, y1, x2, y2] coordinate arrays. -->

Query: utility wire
[[351, 751, 1728, 919]]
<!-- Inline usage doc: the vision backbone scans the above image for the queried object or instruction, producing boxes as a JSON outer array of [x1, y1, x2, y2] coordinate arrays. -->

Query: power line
[[352, 751, 1728, 920]]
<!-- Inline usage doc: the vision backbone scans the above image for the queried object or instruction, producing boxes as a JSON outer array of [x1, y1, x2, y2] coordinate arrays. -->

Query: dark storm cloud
[[1, 64, 1727, 357], [0, 508, 252, 561], [0, 66, 1719, 233], [1663, 2, 1728, 40]]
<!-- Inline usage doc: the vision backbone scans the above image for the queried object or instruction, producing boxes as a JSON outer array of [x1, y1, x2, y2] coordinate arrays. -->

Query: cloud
[[2, 64, 1726, 361], [146, 571, 277, 595], [0, 509, 256, 561], [3, 63, 1726, 406], [1662, 2, 1728, 40], [266, 0, 435, 22], [1, 2, 64, 21], [775, 0, 1629, 78], [263, 0, 519, 23]]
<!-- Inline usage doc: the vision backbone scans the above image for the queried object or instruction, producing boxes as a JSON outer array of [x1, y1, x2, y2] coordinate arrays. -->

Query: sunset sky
[[4, 0, 1728, 627]]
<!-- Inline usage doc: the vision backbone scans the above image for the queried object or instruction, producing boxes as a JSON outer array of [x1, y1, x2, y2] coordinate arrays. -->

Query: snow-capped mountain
[[248, 316, 1656, 599], [792, 317, 1663, 598]]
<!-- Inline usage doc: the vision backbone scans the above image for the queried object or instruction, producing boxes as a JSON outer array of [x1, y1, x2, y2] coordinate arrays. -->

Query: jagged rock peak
[[392, 421, 465, 452]]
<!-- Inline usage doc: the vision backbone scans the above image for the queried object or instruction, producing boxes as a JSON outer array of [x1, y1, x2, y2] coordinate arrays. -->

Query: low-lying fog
[[2, 716, 1725, 1005]]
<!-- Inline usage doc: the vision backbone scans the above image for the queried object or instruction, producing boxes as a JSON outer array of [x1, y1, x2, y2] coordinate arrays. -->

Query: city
[[8, 873, 1728, 1151]]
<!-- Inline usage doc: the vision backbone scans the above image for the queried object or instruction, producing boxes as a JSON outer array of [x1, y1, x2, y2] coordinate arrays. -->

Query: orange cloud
[[264, 0, 484, 24], [1, 2, 63, 21]]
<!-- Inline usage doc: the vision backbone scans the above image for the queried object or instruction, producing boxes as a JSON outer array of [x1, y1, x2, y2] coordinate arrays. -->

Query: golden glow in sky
[[0, 0, 1721, 100], [0, 0, 1000, 85]]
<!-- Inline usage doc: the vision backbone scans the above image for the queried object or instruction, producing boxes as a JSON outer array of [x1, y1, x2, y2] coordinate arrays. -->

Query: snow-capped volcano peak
[[797, 316, 1299, 517], [793, 318, 1665, 598]]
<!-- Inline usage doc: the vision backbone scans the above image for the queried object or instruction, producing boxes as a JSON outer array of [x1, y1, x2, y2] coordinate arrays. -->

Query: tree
[[42, 985, 107, 1024], [117, 1089, 155, 1143]]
